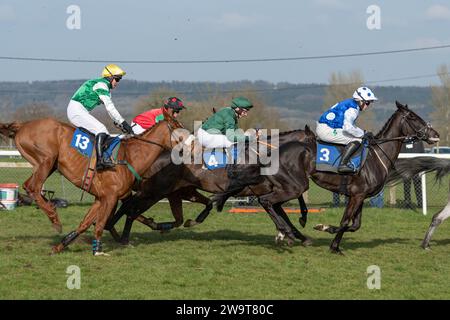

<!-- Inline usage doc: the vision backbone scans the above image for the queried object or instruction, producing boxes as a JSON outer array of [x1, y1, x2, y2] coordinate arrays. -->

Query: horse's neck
[[373, 113, 404, 169], [125, 127, 169, 175]]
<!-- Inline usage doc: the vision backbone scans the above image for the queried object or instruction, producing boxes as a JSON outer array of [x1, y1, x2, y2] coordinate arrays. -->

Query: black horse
[[387, 156, 450, 249], [213, 101, 440, 254], [106, 127, 315, 245]]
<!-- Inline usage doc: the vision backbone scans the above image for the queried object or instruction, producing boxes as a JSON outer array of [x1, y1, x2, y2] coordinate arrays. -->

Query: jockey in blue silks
[[316, 87, 378, 173]]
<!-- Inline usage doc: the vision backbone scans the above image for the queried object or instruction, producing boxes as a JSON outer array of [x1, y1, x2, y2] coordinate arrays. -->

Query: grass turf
[[1, 203, 450, 299]]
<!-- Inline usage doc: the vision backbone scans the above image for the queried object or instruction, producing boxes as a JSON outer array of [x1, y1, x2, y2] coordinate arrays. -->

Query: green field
[[1, 203, 450, 299]]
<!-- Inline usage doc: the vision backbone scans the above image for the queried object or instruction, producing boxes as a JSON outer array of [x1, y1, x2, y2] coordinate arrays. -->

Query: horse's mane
[[374, 109, 400, 138], [279, 128, 304, 136]]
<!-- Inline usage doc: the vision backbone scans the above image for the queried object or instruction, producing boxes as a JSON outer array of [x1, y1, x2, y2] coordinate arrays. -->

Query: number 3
[[319, 148, 330, 161]]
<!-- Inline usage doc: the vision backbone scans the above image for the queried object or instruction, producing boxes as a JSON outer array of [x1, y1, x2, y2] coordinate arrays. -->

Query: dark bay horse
[[387, 156, 450, 249], [213, 101, 440, 254], [106, 127, 315, 245], [0, 112, 185, 255]]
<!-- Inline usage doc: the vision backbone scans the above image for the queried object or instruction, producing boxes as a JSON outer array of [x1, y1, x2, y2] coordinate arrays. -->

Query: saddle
[[70, 127, 122, 194], [70, 127, 120, 160], [202, 146, 239, 170], [315, 140, 369, 174]]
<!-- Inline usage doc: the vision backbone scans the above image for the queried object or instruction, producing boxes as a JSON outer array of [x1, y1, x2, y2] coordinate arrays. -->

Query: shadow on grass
[[0, 230, 428, 255]]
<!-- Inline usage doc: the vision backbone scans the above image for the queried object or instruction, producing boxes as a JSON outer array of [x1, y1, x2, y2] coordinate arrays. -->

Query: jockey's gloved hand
[[120, 121, 133, 134], [363, 131, 375, 140]]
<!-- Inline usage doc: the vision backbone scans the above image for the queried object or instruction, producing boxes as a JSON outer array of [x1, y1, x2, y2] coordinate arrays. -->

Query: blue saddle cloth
[[70, 128, 120, 159], [315, 140, 369, 173], [203, 146, 239, 170]]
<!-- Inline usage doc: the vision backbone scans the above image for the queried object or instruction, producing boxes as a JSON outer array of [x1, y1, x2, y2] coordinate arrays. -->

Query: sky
[[0, 0, 449, 86]]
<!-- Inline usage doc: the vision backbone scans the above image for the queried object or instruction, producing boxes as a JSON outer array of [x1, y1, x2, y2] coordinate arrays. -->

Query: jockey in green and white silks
[[197, 97, 253, 149], [316, 87, 378, 173], [67, 64, 134, 170]]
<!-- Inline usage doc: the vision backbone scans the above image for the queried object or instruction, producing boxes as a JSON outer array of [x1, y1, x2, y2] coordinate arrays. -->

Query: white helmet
[[353, 87, 378, 102]]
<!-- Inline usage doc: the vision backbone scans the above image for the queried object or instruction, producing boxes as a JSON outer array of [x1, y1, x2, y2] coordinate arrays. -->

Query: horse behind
[[0, 112, 185, 255], [388, 156, 450, 249]]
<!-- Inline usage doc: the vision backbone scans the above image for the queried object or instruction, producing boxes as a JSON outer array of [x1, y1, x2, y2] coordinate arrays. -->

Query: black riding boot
[[95, 133, 114, 171], [337, 141, 361, 174]]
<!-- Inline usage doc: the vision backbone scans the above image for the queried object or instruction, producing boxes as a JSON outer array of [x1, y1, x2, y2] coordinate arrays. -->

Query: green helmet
[[231, 97, 253, 110]]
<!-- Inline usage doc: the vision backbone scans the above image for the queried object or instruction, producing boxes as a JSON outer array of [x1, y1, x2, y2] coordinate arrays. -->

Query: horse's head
[[161, 107, 192, 147], [395, 100, 440, 145]]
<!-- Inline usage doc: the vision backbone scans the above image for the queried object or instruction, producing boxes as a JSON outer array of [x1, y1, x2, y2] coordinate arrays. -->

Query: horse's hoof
[[313, 224, 329, 232], [299, 218, 307, 228], [52, 223, 63, 234], [301, 238, 313, 247], [120, 239, 130, 246], [422, 244, 431, 250], [94, 251, 110, 257], [275, 232, 285, 244], [287, 238, 295, 247], [184, 219, 196, 227], [330, 248, 344, 255], [51, 244, 64, 255]]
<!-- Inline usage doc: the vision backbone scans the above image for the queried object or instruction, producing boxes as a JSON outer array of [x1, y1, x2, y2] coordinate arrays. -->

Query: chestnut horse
[[0, 111, 185, 255]]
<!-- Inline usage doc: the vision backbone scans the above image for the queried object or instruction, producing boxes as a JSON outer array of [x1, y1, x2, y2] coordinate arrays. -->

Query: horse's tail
[[387, 156, 450, 184], [0, 122, 22, 138]]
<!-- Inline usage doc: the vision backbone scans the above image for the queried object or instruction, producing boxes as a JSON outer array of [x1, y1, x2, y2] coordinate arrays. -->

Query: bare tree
[[12, 103, 56, 121], [430, 64, 450, 146]]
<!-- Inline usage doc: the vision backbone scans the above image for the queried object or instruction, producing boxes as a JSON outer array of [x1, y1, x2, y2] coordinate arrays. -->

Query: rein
[[117, 120, 182, 182], [368, 110, 432, 172]]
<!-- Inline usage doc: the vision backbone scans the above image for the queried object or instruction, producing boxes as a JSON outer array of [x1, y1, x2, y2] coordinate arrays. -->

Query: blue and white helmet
[[353, 87, 378, 102]]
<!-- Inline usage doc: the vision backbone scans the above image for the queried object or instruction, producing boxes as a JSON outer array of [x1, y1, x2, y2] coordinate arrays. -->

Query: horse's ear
[[304, 124, 311, 133], [395, 100, 407, 110]]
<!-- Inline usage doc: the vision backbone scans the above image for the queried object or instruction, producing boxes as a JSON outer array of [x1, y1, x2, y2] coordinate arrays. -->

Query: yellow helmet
[[101, 64, 126, 78]]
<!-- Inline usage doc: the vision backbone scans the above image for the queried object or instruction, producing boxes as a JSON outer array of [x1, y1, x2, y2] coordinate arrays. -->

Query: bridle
[[130, 117, 185, 150], [368, 109, 433, 172]]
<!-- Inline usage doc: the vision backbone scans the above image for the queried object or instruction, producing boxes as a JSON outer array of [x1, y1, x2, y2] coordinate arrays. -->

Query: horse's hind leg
[[298, 195, 308, 228], [183, 189, 214, 227], [273, 203, 312, 246], [23, 158, 62, 232], [257, 196, 297, 246], [422, 200, 450, 249]]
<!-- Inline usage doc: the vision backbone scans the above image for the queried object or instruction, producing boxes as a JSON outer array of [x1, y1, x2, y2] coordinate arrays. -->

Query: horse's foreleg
[[150, 194, 184, 232], [119, 198, 159, 243], [92, 196, 119, 256], [347, 202, 364, 232], [329, 196, 364, 254], [422, 200, 450, 249], [23, 159, 61, 232], [52, 199, 101, 254]]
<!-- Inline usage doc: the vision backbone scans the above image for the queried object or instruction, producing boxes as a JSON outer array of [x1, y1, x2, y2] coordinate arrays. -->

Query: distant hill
[[0, 80, 432, 129]]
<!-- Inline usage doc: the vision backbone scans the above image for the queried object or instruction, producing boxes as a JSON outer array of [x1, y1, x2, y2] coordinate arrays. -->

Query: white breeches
[[316, 122, 361, 145], [197, 128, 233, 148], [131, 121, 146, 135], [67, 100, 108, 135]]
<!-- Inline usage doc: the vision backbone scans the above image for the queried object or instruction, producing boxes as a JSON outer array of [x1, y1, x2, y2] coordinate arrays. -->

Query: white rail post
[[420, 172, 427, 215]]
